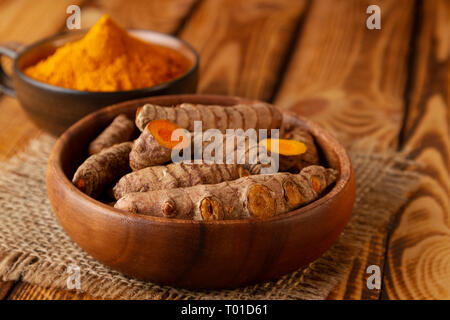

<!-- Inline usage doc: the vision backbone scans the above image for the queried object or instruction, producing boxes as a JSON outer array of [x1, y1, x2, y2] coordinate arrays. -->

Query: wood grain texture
[[83, 0, 198, 33], [0, 96, 41, 162], [0, 254, 15, 299], [0, 0, 84, 43], [384, 0, 450, 299], [275, 0, 414, 150], [180, 0, 308, 100], [326, 233, 385, 300], [8, 282, 101, 300], [0, 281, 14, 299], [274, 0, 415, 299]]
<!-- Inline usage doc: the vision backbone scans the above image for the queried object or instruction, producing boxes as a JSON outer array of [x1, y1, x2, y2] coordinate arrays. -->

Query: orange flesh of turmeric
[[259, 138, 307, 156], [311, 176, 321, 193], [24, 15, 190, 92], [76, 178, 85, 190], [148, 119, 185, 149]]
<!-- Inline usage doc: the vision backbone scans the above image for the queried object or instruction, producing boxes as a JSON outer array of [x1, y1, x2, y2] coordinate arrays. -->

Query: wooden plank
[[273, 0, 415, 299], [0, 281, 15, 300], [326, 233, 385, 300], [81, 0, 198, 32], [0, 97, 41, 162], [0, 0, 84, 43], [383, 0, 450, 299], [179, 0, 309, 100], [8, 282, 101, 300], [275, 0, 414, 149]]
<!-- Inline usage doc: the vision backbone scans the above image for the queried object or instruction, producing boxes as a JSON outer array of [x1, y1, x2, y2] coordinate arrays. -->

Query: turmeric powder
[[25, 15, 190, 91]]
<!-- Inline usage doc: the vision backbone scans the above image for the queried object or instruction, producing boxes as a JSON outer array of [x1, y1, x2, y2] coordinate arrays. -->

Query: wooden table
[[0, 0, 448, 300]]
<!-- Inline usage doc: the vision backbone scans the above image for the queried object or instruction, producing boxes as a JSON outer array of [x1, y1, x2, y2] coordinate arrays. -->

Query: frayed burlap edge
[[0, 135, 421, 300]]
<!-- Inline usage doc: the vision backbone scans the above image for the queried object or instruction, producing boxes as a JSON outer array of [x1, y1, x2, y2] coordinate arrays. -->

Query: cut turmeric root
[[130, 118, 269, 171], [73, 142, 133, 198], [135, 102, 283, 133], [113, 163, 250, 199], [115, 165, 338, 220], [129, 120, 187, 170], [280, 127, 320, 172], [256, 127, 319, 172], [88, 114, 135, 155], [134, 103, 282, 169], [198, 131, 316, 174], [259, 138, 307, 156], [147, 119, 186, 149]]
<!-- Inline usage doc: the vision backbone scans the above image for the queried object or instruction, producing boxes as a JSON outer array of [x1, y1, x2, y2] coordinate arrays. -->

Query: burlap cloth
[[0, 134, 421, 299]]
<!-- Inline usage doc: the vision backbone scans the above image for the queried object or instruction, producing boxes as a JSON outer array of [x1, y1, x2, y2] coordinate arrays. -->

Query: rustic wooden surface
[[0, 0, 448, 299], [383, 0, 450, 299]]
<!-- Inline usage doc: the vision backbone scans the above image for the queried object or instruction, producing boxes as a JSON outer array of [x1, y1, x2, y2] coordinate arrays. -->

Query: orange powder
[[24, 15, 190, 91]]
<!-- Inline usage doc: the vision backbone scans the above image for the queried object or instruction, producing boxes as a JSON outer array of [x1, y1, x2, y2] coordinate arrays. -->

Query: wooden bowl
[[47, 94, 356, 289], [0, 30, 198, 136]]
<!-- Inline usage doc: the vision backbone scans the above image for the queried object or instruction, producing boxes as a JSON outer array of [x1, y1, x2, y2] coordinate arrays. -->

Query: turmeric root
[[131, 109, 286, 171], [280, 127, 319, 171], [113, 163, 250, 199], [135, 102, 283, 133], [88, 114, 135, 155], [198, 130, 314, 174], [259, 138, 307, 156], [73, 142, 133, 198], [244, 137, 308, 174], [255, 127, 319, 172], [129, 120, 186, 170], [115, 165, 338, 220]]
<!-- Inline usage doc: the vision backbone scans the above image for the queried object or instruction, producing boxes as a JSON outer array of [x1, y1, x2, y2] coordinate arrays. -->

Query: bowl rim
[[14, 29, 199, 95], [48, 94, 353, 226]]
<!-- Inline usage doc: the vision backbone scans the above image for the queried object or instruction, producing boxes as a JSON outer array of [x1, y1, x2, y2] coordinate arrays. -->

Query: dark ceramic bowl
[[0, 30, 199, 136], [47, 94, 356, 289]]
